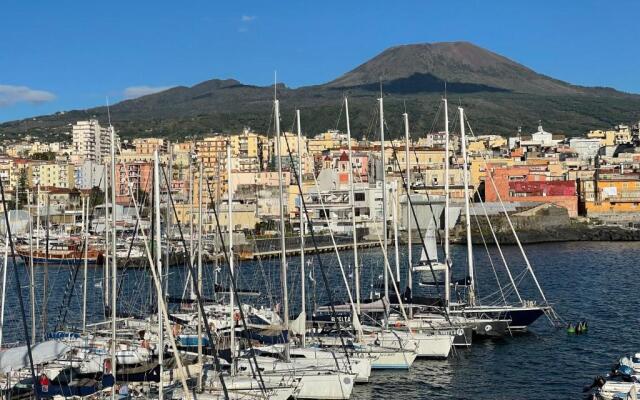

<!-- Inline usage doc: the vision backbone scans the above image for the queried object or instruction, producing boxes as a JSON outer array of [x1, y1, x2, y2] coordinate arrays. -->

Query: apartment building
[[71, 119, 118, 164]]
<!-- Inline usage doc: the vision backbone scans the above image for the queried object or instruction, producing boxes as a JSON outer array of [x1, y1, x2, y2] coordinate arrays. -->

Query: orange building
[[579, 172, 640, 216]]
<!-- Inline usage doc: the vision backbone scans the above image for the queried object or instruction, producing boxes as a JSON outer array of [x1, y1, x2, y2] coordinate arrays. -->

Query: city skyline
[[1, 0, 640, 122]]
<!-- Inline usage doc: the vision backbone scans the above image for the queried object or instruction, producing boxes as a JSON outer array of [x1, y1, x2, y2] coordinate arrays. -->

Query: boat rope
[[281, 127, 354, 367], [202, 173, 269, 394], [470, 174, 523, 303], [0, 173, 40, 400], [464, 114, 551, 306]]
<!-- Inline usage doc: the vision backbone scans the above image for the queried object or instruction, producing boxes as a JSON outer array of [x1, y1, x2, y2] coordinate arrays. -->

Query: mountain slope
[[326, 42, 618, 96], [1, 41, 639, 140]]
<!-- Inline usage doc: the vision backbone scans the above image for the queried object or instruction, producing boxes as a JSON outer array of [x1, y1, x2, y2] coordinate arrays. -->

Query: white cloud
[[241, 15, 256, 22], [123, 85, 172, 99], [0, 84, 56, 107]]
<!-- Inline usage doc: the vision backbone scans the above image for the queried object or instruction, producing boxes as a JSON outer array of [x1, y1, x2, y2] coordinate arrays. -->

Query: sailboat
[[444, 106, 557, 332], [412, 225, 447, 283]]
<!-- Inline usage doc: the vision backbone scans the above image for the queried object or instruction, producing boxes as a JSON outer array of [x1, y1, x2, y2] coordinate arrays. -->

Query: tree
[[30, 152, 56, 161], [17, 169, 28, 208]]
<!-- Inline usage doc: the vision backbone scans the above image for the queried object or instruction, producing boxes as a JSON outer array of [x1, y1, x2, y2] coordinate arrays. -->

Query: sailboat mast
[[189, 153, 195, 299], [403, 113, 412, 318], [443, 99, 451, 313], [109, 125, 118, 398], [345, 97, 360, 314], [36, 183, 40, 254], [153, 150, 164, 399], [27, 189, 35, 342], [103, 167, 109, 311], [296, 109, 306, 347], [82, 195, 89, 332], [274, 99, 290, 360], [0, 235, 7, 347], [459, 107, 475, 306], [379, 97, 389, 305], [392, 183, 400, 285], [227, 141, 236, 370], [164, 142, 173, 297], [42, 193, 49, 340], [197, 160, 204, 386]]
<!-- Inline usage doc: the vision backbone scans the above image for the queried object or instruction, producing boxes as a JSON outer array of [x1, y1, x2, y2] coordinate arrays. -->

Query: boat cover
[[0, 340, 71, 372]]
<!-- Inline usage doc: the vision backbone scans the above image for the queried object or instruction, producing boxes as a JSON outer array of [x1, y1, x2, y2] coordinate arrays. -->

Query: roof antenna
[[379, 77, 383, 98], [274, 70, 277, 100], [444, 81, 447, 100]]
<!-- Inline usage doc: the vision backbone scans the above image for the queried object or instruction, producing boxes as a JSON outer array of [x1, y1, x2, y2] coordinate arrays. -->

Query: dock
[[239, 241, 381, 260]]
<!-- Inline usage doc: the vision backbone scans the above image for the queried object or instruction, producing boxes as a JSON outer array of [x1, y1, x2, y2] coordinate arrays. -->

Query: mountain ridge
[[2, 41, 639, 140]]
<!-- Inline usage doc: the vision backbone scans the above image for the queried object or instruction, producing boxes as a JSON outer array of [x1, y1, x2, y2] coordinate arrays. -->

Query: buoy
[[567, 323, 576, 334]]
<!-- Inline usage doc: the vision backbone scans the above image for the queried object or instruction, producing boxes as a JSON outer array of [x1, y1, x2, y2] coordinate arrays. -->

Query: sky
[[1, 0, 639, 122]]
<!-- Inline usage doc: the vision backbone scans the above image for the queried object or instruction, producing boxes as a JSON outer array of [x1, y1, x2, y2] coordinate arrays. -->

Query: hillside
[[2, 41, 639, 140]]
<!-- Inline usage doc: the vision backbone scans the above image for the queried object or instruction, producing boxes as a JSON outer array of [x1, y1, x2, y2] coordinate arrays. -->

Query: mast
[[403, 112, 412, 318], [42, 193, 49, 340], [82, 195, 89, 332], [274, 98, 290, 361], [27, 189, 36, 342], [36, 183, 40, 254], [189, 154, 195, 299], [153, 150, 164, 399], [103, 166, 109, 312], [296, 109, 306, 347], [226, 141, 236, 369], [346, 97, 360, 314], [459, 107, 475, 306], [164, 143, 173, 297], [0, 235, 8, 347], [197, 160, 204, 387], [109, 125, 118, 398], [443, 99, 451, 313], [379, 97, 389, 306], [392, 183, 400, 285]]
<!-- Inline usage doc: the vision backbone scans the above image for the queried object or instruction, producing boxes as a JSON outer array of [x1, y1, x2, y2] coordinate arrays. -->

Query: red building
[[114, 161, 153, 205], [485, 166, 578, 217]]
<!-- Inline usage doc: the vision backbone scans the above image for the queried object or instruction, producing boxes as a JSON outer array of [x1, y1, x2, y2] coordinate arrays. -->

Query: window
[[354, 192, 365, 202]]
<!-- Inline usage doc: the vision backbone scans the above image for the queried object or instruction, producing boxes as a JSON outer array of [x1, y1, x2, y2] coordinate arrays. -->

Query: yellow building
[[132, 138, 168, 155], [307, 130, 353, 155], [379, 145, 450, 173], [230, 130, 268, 172], [33, 162, 75, 188], [586, 125, 633, 146], [469, 155, 515, 189], [580, 174, 640, 216]]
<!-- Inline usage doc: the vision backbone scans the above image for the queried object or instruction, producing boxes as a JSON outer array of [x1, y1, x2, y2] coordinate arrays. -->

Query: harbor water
[[0, 241, 636, 399]]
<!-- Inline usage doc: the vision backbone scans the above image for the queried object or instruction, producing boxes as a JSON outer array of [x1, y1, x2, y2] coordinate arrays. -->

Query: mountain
[[2, 41, 639, 141]]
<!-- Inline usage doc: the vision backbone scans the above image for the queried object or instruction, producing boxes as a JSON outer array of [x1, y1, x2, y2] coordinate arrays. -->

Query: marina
[[0, 96, 570, 400], [2, 4, 640, 397]]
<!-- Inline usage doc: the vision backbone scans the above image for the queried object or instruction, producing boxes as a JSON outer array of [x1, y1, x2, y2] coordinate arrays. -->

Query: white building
[[75, 160, 106, 189], [569, 138, 601, 162], [71, 119, 118, 164]]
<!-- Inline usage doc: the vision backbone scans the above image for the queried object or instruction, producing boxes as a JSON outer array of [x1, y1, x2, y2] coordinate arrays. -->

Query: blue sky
[[1, 0, 638, 122]]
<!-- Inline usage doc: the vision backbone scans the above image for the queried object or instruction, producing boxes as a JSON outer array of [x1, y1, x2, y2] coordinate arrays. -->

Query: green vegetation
[[1, 42, 639, 140]]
